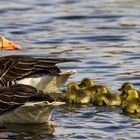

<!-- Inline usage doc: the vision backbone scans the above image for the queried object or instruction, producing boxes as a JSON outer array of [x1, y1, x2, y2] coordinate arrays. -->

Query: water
[[0, 0, 140, 139]]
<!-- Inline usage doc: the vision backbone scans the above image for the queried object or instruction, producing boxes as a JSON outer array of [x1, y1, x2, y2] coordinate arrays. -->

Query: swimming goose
[[0, 84, 65, 124], [0, 55, 79, 93], [0, 35, 21, 50]]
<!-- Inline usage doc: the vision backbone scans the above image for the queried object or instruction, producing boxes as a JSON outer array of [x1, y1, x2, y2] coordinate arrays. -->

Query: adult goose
[[0, 84, 64, 124], [0, 35, 21, 50], [0, 55, 79, 93]]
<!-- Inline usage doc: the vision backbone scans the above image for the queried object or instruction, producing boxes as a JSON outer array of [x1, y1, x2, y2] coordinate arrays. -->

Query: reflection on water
[[0, 123, 54, 139], [0, 0, 140, 139]]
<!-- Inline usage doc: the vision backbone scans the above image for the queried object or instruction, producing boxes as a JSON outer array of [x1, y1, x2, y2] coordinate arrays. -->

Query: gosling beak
[[78, 82, 85, 88], [0, 36, 21, 50], [118, 88, 121, 91]]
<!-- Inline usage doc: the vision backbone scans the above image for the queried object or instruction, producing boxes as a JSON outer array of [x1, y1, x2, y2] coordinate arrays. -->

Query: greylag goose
[[0, 84, 64, 124], [0, 35, 21, 50], [0, 55, 79, 93]]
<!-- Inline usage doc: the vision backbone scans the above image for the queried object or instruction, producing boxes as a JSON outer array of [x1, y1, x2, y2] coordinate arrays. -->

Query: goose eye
[[9, 42, 12, 45], [80, 82, 86, 87]]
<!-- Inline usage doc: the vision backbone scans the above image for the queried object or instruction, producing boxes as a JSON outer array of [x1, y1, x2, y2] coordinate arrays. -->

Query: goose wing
[[0, 55, 79, 87], [0, 84, 55, 114]]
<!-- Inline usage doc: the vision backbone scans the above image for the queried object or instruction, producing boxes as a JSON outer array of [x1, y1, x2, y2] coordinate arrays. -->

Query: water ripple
[[0, 0, 140, 139]]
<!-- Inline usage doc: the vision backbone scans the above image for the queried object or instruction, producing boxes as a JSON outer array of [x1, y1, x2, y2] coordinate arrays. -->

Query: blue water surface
[[0, 0, 140, 139]]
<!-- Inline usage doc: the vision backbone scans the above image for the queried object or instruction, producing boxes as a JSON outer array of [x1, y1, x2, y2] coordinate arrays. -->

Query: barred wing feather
[[0, 84, 55, 114], [0, 55, 79, 87]]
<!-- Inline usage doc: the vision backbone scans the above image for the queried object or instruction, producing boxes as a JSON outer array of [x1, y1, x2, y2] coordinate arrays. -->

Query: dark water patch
[[64, 125, 84, 129], [7, 7, 33, 12], [54, 14, 123, 20], [97, 26, 139, 30], [121, 53, 140, 58], [28, 28, 54, 32], [131, 136, 140, 140], [115, 76, 140, 82], [118, 119, 133, 124], [107, 50, 133, 55], [92, 71, 110, 74], [35, 2, 53, 7], [10, 31, 27, 35], [7, 23, 31, 28], [71, 135, 88, 139], [87, 65, 120, 69], [0, 9, 7, 14], [99, 125, 128, 132], [134, 83, 140, 87], [61, 0, 80, 4], [121, 56, 140, 60], [88, 134, 103, 139], [86, 61, 107, 65], [32, 19, 54, 24], [0, 26, 17, 30], [81, 112, 96, 119], [69, 35, 127, 42], [65, 41, 82, 44], [33, 40, 64, 44]]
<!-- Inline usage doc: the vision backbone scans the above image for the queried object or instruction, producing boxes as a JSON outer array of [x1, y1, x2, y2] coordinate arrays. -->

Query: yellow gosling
[[122, 89, 140, 114], [92, 86, 121, 106], [65, 83, 91, 104], [119, 82, 135, 98], [78, 78, 94, 89], [92, 86, 109, 105], [105, 93, 121, 106], [78, 78, 105, 97]]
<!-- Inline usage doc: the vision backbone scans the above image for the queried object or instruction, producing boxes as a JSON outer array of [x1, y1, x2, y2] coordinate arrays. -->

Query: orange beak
[[0, 35, 21, 50]]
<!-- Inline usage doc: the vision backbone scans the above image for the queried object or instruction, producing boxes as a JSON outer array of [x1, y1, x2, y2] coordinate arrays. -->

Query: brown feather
[[0, 84, 55, 114], [0, 55, 80, 87]]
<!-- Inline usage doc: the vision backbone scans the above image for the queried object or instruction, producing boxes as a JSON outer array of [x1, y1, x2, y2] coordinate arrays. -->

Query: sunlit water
[[0, 0, 140, 139]]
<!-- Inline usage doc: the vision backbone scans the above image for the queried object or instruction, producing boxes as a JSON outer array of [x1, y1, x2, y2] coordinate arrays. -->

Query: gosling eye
[[79, 82, 86, 87], [95, 89, 98, 93], [118, 88, 121, 91]]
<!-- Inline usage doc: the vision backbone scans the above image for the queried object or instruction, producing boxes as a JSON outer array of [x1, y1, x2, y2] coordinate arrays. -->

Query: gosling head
[[78, 78, 94, 88], [68, 83, 79, 93], [119, 82, 135, 97], [121, 82, 134, 90], [95, 86, 109, 95]]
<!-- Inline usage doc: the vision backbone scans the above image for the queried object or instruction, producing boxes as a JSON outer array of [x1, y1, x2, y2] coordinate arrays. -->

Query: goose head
[[0, 35, 21, 50]]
